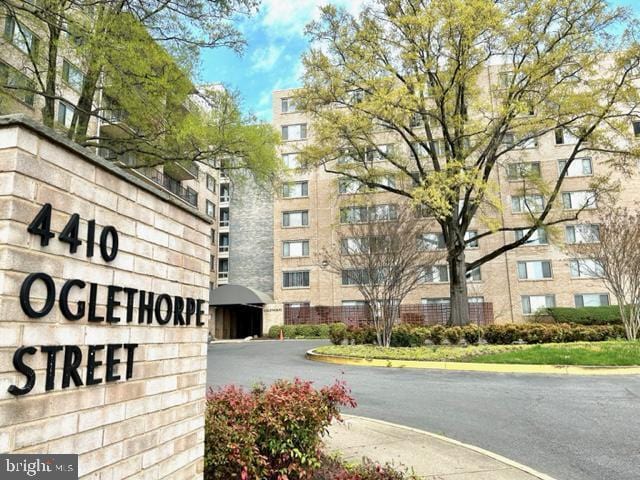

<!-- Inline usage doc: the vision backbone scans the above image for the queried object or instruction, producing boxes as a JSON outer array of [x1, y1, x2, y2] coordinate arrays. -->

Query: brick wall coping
[[0, 114, 212, 223]]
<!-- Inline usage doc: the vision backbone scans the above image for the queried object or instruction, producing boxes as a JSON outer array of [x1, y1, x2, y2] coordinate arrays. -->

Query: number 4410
[[27, 203, 119, 262]]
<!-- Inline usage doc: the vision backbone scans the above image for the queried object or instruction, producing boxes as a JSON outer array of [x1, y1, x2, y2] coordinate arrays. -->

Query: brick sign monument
[[0, 115, 211, 479]]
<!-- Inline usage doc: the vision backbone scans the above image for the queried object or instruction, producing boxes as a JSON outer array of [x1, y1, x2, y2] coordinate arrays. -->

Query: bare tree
[[568, 207, 640, 340], [318, 203, 443, 347]]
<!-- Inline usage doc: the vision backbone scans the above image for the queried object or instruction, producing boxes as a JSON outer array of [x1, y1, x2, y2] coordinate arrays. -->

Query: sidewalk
[[323, 415, 556, 480]]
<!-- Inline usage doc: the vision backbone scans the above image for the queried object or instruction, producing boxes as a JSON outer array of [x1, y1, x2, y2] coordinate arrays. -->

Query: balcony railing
[[219, 194, 230, 203], [219, 245, 229, 253], [140, 167, 198, 207], [218, 271, 229, 280], [220, 219, 230, 227]]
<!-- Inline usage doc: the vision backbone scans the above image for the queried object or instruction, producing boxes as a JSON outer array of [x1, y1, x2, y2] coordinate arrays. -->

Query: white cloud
[[251, 44, 286, 72], [258, 0, 369, 38]]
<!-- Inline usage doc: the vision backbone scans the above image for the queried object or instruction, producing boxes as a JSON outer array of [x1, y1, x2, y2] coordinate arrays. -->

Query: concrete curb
[[306, 349, 640, 376], [340, 414, 559, 480]]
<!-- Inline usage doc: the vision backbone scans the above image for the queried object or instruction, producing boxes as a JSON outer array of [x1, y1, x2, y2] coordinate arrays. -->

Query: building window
[[206, 200, 215, 218], [220, 183, 230, 202], [210, 255, 215, 271], [421, 297, 484, 305], [364, 144, 393, 162], [420, 232, 445, 250], [555, 128, 579, 145], [340, 204, 397, 224], [569, 259, 603, 278], [342, 300, 368, 307], [283, 270, 310, 288], [4, 16, 38, 55], [465, 230, 479, 248], [517, 260, 552, 280], [633, 121, 640, 137], [220, 207, 229, 226], [506, 162, 541, 180], [575, 293, 609, 307], [503, 132, 537, 149], [218, 258, 229, 279], [282, 152, 299, 169], [511, 195, 545, 213], [282, 210, 309, 227], [341, 236, 386, 255], [515, 228, 548, 245], [466, 267, 481, 282], [281, 123, 307, 141], [421, 265, 449, 283], [62, 59, 84, 91], [562, 191, 597, 210], [422, 298, 450, 306], [521, 295, 555, 314], [339, 177, 365, 194], [206, 174, 216, 193], [281, 97, 296, 113], [0, 61, 35, 106], [286, 302, 310, 308], [283, 240, 309, 257], [219, 232, 229, 252], [210, 228, 216, 244], [57, 101, 75, 129], [341, 268, 385, 286], [558, 158, 592, 177], [283, 181, 308, 198], [565, 224, 600, 244]]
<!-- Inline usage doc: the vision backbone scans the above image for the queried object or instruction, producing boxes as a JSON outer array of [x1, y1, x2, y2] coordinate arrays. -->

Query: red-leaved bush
[[204, 378, 357, 480]]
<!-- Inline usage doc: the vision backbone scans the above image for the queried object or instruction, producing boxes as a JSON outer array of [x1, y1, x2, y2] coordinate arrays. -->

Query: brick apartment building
[[271, 70, 640, 324]]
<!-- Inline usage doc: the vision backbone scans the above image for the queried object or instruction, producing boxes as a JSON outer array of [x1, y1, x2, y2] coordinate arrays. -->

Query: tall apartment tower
[[271, 73, 640, 324]]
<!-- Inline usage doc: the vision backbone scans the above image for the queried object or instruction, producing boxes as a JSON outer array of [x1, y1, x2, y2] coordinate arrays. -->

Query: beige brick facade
[[0, 116, 210, 479], [271, 78, 640, 324]]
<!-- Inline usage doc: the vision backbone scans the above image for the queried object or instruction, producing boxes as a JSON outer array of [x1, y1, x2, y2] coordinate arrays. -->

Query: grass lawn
[[313, 341, 640, 366]]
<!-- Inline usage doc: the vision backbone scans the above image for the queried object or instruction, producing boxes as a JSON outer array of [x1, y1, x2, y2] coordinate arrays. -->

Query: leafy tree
[[319, 204, 442, 346], [0, 0, 278, 181], [296, 0, 640, 324]]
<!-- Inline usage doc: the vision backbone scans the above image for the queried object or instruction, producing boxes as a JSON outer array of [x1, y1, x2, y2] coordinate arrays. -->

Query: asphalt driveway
[[207, 340, 640, 480]]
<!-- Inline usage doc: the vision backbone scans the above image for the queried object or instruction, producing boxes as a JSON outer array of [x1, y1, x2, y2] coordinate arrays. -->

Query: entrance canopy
[[210, 284, 273, 306]]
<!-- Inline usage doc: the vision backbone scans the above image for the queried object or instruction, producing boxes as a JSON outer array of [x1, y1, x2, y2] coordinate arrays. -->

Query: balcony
[[100, 109, 135, 139], [219, 194, 230, 204], [140, 167, 198, 207], [164, 160, 199, 181], [219, 245, 229, 253]]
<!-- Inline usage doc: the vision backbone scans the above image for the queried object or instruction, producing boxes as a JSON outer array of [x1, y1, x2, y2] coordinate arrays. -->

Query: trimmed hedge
[[546, 306, 622, 325], [267, 324, 331, 339], [344, 323, 624, 346]]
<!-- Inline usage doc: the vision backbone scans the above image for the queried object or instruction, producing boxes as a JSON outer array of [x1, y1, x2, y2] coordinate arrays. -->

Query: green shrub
[[462, 325, 483, 344], [347, 325, 378, 345], [267, 325, 282, 339], [282, 325, 297, 338], [546, 306, 622, 325], [205, 379, 356, 479], [391, 324, 423, 347], [445, 326, 462, 345], [329, 323, 348, 345], [429, 325, 445, 345], [317, 324, 330, 337]]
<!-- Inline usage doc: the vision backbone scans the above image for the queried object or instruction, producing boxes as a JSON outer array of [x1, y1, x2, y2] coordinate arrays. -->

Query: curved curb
[[340, 414, 559, 480], [306, 349, 640, 375]]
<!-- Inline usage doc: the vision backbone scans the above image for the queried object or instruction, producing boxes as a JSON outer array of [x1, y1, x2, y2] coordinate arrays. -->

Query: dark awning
[[209, 284, 273, 306]]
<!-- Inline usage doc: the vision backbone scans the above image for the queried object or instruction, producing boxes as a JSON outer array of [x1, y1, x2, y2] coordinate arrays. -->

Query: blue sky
[[199, 0, 639, 123]]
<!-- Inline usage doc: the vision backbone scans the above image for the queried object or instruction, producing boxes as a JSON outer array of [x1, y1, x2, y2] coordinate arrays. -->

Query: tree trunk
[[70, 63, 101, 142], [42, 21, 61, 127], [449, 249, 470, 326]]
